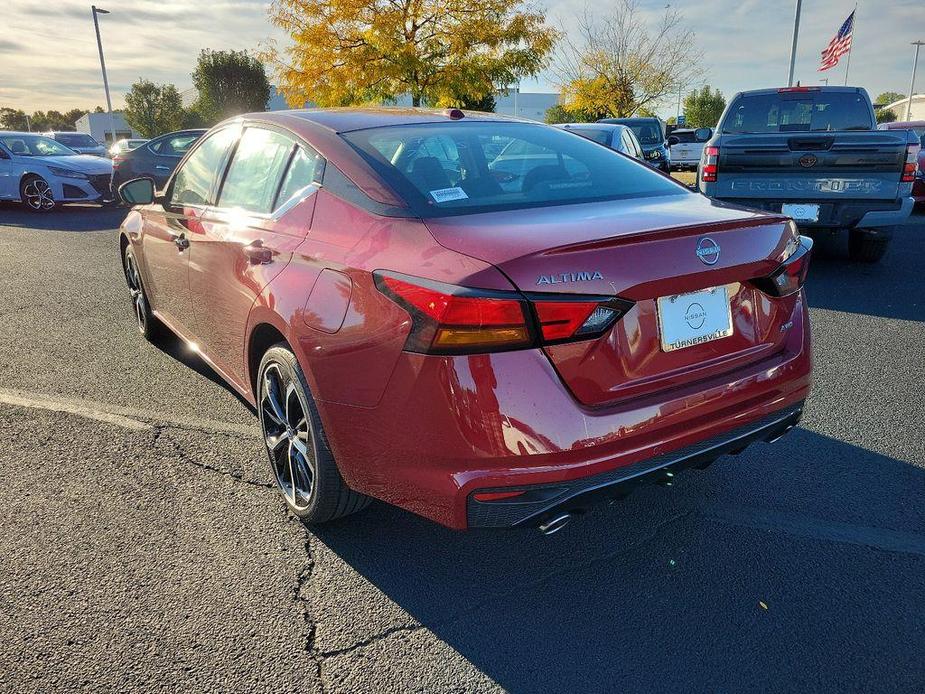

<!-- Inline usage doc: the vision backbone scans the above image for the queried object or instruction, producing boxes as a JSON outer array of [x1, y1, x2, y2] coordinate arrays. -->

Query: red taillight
[[374, 272, 633, 354], [701, 146, 719, 182], [753, 236, 814, 297], [377, 274, 530, 353], [902, 144, 920, 183]]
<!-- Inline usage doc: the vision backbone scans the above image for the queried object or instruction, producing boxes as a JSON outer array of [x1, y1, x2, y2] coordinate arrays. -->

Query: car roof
[[557, 123, 628, 131], [732, 86, 865, 97], [599, 117, 661, 123], [258, 107, 534, 134], [0, 130, 45, 136]]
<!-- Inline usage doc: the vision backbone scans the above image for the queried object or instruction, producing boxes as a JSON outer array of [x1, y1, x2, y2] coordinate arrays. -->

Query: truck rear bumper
[[709, 197, 912, 229]]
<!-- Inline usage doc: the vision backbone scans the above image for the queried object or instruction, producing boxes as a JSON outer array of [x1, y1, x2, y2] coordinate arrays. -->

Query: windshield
[[0, 135, 77, 156], [343, 121, 685, 217], [54, 133, 99, 147], [723, 91, 873, 132]]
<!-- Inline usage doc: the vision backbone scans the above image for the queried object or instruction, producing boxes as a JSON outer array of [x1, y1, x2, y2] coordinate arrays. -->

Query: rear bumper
[[467, 402, 803, 528], [316, 292, 812, 530], [707, 196, 913, 229]]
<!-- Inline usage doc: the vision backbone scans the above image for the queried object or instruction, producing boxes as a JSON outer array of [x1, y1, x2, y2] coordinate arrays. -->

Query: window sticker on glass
[[430, 187, 469, 203]]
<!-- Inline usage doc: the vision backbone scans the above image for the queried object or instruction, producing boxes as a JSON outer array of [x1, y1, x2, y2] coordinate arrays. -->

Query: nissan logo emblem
[[696, 237, 721, 265], [799, 154, 818, 168]]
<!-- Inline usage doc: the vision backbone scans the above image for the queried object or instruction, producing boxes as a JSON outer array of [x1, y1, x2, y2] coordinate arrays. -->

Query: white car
[[0, 131, 114, 212], [668, 128, 710, 170]]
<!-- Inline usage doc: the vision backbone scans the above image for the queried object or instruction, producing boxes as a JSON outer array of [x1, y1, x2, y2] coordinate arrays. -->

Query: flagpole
[[843, 4, 858, 85]]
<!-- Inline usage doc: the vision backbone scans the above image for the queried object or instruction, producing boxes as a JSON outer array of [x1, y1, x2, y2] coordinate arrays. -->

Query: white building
[[74, 112, 140, 144], [883, 94, 925, 121]]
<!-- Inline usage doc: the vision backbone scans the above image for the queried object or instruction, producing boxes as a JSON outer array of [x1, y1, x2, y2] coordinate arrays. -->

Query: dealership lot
[[1, 204, 924, 692]]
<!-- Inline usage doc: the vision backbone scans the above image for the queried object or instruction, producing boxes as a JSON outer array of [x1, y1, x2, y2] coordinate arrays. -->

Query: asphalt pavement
[[0, 201, 923, 693]]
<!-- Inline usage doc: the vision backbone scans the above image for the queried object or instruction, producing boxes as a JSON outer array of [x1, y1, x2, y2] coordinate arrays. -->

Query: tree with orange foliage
[[263, 0, 558, 108]]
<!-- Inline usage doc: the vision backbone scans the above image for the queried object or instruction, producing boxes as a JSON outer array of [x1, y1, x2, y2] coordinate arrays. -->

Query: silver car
[[553, 123, 646, 161], [0, 132, 114, 211]]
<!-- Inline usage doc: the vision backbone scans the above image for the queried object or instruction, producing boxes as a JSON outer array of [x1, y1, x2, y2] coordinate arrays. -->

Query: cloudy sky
[[1, 0, 921, 117]]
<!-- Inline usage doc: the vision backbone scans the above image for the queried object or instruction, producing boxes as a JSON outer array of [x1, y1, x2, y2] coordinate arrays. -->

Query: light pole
[[787, 0, 803, 87], [91, 6, 116, 145], [907, 41, 924, 121]]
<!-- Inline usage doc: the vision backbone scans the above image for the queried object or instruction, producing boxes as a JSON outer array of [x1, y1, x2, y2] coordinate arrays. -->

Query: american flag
[[819, 11, 855, 71]]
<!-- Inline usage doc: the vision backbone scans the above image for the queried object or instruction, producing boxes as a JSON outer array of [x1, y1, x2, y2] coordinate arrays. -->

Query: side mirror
[[667, 135, 680, 146], [694, 127, 712, 142], [119, 177, 155, 206]]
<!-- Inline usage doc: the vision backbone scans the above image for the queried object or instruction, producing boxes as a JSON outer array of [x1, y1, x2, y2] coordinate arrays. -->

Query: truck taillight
[[701, 146, 719, 182], [374, 272, 634, 354], [902, 144, 920, 183]]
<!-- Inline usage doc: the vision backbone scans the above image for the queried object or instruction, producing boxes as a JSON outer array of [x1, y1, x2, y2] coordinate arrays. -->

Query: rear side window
[[723, 92, 872, 132], [170, 128, 237, 207], [343, 122, 684, 217], [152, 134, 200, 156], [218, 128, 294, 214], [275, 146, 322, 210]]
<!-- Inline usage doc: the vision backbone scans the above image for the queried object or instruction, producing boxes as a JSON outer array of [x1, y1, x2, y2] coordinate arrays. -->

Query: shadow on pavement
[[0, 202, 128, 232], [314, 428, 925, 692], [804, 212, 924, 322]]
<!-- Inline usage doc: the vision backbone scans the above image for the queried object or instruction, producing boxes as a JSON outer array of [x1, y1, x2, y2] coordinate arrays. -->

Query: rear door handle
[[155, 165, 170, 171], [243, 240, 273, 265]]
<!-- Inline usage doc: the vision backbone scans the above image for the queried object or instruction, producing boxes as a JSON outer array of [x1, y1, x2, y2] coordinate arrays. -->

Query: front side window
[[343, 121, 685, 217], [218, 128, 295, 214], [170, 128, 237, 207]]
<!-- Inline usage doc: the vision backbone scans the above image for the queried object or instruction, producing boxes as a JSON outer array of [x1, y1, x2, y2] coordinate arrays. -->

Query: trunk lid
[[424, 194, 798, 406]]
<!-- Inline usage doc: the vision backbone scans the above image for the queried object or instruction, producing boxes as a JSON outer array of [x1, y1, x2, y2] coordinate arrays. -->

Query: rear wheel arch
[[247, 321, 289, 400]]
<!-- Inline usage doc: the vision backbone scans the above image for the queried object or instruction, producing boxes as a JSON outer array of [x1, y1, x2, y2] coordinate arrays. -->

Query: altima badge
[[536, 271, 604, 286], [696, 237, 721, 265]]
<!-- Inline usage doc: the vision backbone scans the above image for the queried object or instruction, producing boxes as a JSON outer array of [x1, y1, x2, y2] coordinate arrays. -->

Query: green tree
[[876, 108, 897, 124], [544, 104, 597, 124], [124, 79, 183, 137], [453, 93, 496, 112], [0, 107, 29, 130], [265, 0, 557, 109], [62, 108, 89, 129], [682, 85, 725, 128], [192, 49, 270, 124], [875, 92, 904, 106]]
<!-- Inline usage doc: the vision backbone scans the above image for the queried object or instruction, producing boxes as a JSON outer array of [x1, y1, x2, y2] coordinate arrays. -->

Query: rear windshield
[[54, 133, 99, 147], [671, 131, 698, 144], [602, 119, 664, 144], [342, 122, 685, 217], [723, 91, 872, 133], [564, 128, 610, 145]]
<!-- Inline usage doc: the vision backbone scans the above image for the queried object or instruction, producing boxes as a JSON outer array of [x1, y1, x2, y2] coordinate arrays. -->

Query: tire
[[20, 175, 56, 212], [257, 344, 370, 524], [848, 228, 890, 263], [122, 244, 162, 341]]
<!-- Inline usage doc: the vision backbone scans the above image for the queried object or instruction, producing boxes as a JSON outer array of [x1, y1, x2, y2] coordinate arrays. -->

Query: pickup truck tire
[[848, 229, 889, 263]]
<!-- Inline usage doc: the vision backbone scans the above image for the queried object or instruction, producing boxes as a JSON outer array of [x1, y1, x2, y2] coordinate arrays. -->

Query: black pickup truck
[[698, 86, 918, 262]]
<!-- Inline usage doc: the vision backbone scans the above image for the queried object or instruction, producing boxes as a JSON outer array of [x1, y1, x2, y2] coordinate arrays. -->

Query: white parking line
[[0, 387, 258, 437]]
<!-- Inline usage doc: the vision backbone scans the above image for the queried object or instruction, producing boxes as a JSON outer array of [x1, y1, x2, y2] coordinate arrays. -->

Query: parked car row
[[0, 128, 205, 212]]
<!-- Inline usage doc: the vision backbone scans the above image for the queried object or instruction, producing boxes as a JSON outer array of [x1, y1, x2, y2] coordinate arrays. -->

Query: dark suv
[[597, 117, 670, 172]]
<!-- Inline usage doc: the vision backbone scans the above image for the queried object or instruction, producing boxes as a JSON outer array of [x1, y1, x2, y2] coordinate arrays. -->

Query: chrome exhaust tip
[[538, 513, 573, 536], [766, 423, 796, 444]]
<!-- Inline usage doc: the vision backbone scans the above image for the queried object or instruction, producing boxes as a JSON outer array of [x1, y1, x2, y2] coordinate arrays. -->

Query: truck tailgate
[[713, 131, 908, 201]]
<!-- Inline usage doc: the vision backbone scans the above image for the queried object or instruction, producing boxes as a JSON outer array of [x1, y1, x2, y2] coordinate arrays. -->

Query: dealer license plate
[[657, 286, 733, 352]]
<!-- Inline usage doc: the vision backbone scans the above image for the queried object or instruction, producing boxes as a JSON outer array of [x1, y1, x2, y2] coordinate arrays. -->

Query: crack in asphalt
[[305, 509, 695, 666], [151, 425, 274, 489], [292, 523, 328, 694]]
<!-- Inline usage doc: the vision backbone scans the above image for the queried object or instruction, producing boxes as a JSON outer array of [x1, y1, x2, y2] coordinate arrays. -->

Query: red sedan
[[117, 109, 812, 533]]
